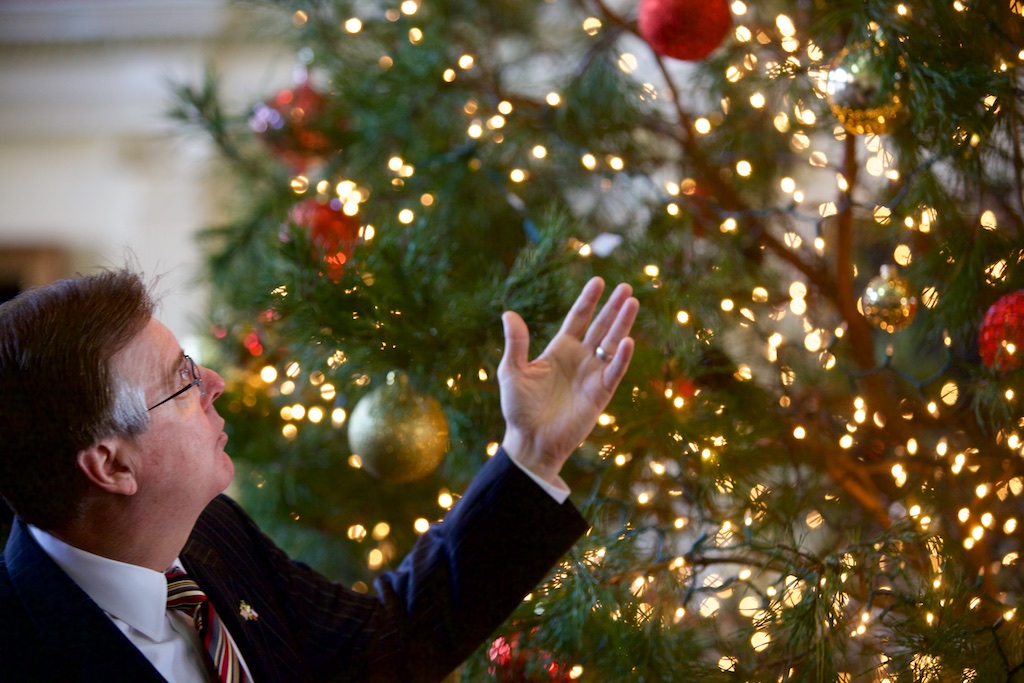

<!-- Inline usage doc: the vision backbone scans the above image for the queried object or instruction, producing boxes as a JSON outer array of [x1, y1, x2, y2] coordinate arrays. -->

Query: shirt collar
[[27, 525, 175, 641]]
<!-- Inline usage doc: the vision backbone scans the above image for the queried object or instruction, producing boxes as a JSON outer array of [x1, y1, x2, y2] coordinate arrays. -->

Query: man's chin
[[217, 453, 236, 494]]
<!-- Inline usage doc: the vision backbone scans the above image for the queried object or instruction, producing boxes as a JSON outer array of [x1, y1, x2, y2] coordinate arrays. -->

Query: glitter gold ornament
[[348, 373, 449, 483], [861, 266, 918, 333], [825, 41, 905, 136]]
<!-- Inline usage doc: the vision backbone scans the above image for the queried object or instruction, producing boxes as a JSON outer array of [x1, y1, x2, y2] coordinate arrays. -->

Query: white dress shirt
[[28, 525, 253, 683]]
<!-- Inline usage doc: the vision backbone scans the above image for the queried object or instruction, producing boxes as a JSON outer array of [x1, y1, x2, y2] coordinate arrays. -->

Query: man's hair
[[0, 269, 154, 530]]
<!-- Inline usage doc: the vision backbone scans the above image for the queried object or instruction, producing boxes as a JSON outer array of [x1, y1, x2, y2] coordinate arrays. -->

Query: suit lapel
[[5, 519, 165, 682], [183, 532, 278, 683]]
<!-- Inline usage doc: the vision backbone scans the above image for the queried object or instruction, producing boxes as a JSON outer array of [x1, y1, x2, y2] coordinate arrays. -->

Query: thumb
[[499, 311, 530, 376]]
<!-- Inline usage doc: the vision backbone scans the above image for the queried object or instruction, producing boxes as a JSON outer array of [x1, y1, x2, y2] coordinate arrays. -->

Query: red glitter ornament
[[638, 0, 732, 61], [487, 634, 573, 682], [251, 81, 336, 169], [289, 198, 360, 281], [979, 290, 1024, 372]]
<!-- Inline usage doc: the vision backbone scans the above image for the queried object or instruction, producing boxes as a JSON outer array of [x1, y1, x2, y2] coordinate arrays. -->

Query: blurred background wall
[[0, 0, 290, 351]]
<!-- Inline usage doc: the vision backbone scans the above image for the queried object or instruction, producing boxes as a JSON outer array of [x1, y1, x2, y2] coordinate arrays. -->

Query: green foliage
[[178, 0, 1024, 679]]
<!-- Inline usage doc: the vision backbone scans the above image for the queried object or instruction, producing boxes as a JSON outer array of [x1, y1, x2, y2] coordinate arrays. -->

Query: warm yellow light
[[751, 630, 771, 652], [582, 17, 602, 35], [775, 14, 795, 36], [981, 210, 998, 231], [332, 408, 347, 426], [367, 548, 384, 570]]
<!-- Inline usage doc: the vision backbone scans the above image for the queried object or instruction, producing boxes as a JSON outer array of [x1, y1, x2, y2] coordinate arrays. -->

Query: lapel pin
[[239, 600, 260, 621]]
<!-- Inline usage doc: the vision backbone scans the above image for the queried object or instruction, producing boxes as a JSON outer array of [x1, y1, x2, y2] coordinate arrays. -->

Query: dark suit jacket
[[0, 450, 588, 682]]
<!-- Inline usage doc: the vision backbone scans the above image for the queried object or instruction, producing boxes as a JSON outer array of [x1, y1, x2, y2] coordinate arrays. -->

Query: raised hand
[[498, 277, 639, 487]]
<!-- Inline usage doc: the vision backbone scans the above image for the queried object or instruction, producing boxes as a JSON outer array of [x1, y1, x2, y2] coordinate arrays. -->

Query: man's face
[[114, 318, 234, 512]]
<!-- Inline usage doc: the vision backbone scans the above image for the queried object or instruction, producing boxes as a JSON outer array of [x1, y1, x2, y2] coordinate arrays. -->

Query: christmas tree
[[173, 0, 1024, 679]]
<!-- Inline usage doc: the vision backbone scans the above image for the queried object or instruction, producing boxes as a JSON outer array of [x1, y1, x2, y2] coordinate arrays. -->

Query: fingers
[[595, 293, 639, 354], [558, 277, 606, 339], [603, 336, 635, 392], [584, 283, 638, 352], [499, 311, 530, 373]]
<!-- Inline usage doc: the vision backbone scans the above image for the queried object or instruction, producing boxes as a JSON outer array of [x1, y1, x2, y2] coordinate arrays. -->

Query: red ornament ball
[[487, 635, 572, 682], [288, 198, 360, 281], [979, 290, 1024, 372], [638, 0, 732, 61], [251, 81, 335, 169]]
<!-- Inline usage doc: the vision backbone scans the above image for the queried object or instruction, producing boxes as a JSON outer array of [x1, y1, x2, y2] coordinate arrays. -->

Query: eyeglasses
[[147, 354, 206, 411]]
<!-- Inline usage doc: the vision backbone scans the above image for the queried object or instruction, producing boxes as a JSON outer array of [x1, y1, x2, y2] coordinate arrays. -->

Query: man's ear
[[76, 440, 138, 496]]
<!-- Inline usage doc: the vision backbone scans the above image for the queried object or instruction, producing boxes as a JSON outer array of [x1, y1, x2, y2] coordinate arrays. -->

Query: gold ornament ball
[[348, 374, 449, 483], [861, 267, 918, 333], [825, 41, 905, 136]]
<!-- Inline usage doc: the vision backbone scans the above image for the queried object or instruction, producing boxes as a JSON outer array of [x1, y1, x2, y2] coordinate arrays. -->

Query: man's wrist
[[500, 434, 570, 498], [503, 450, 571, 504]]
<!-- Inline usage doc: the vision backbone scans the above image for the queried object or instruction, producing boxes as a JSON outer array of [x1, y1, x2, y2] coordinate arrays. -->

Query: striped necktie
[[165, 569, 249, 683]]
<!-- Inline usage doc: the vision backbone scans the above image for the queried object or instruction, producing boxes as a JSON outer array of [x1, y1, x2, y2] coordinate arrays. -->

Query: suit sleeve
[[194, 448, 588, 683]]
